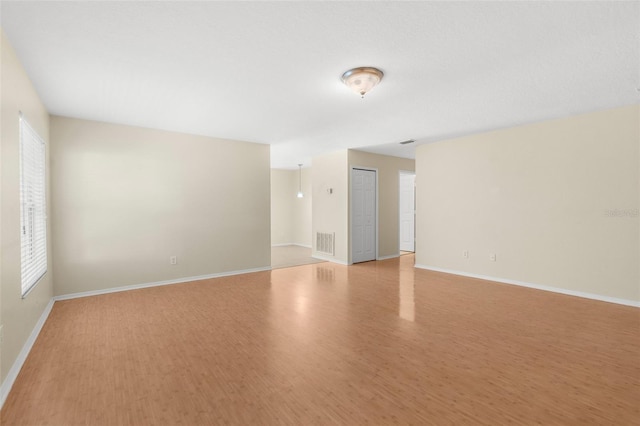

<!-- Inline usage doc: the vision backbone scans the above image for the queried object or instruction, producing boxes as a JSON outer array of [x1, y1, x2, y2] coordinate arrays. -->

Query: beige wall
[[348, 150, 415, 260], [270, 169, 294, 245], [50, 116, 271, 296], [312, 150, 349, 263], [415, 105, 639, 302], [270, 167, 312, 247], [0, 30, 54, 383]]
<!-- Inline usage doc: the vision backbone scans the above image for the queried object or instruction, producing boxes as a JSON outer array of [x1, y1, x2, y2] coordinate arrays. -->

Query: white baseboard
[[271, 243, 312, 248], [1, 298, 55, 410], [415, 264, 640, 308], [54, 266, 272, 301], [377, 254, 400, 261], [311, 255, 349, 265]]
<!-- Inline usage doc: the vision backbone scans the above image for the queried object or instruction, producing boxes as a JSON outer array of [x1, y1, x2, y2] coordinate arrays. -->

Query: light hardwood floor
[[271, 245, 326, 269], [2, 255, 639, 425]]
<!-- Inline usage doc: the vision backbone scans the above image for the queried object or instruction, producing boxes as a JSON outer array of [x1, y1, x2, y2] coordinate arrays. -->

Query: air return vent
[[316, 232, 335, 255]]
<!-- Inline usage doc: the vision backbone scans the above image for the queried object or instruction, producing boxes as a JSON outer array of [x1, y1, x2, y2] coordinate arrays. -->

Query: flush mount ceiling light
[[341, 67, 384, 98]]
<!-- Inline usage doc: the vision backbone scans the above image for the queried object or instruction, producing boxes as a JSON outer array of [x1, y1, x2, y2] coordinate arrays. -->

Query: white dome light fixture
[[341, 67, 384, 98]]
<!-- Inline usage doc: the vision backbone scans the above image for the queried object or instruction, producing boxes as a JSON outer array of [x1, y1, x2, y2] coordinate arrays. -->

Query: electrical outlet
[[490, 253, 496, 262], [463, 250, 469, 258], [170, 256, 177, 265]]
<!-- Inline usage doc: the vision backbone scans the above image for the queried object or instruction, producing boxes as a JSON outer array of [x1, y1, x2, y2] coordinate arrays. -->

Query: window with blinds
[[19, 113, 47, 297]]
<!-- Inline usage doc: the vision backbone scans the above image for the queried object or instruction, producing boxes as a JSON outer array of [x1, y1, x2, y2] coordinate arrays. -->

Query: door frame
[[349, 166, 379, 265], [398, 170, 416, 253]]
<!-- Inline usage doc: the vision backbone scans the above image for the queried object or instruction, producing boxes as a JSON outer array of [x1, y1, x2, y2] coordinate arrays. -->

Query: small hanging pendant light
[[297, 164, 304, 198]]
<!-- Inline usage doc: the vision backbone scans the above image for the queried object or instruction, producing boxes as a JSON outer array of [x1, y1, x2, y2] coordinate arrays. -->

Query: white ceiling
[[2, 1, 638, 169]]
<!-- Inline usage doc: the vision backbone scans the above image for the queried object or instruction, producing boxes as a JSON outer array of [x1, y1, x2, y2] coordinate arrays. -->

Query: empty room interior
[[1, 2, 639, 425]]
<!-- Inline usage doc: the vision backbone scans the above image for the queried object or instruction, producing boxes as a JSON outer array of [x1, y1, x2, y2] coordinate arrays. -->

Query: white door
[[352, 168, 376, 263], [399, 172, 415, 252]]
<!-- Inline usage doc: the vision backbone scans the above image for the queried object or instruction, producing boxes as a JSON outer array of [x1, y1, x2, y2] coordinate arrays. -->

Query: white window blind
[[19, 113, 47, 297]]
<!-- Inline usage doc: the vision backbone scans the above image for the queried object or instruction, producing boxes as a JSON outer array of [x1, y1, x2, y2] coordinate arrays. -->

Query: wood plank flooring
[[2, 255, 639, 425], [271, 245, 326, 269]]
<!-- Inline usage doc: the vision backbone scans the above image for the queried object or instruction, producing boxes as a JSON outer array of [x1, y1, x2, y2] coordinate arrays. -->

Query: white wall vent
[[316, 232, 335, 255]]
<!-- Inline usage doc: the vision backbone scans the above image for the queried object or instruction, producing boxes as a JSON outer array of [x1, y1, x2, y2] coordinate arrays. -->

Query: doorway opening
[[399, 171, 415, 253], [270, 167, 321, 269]]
